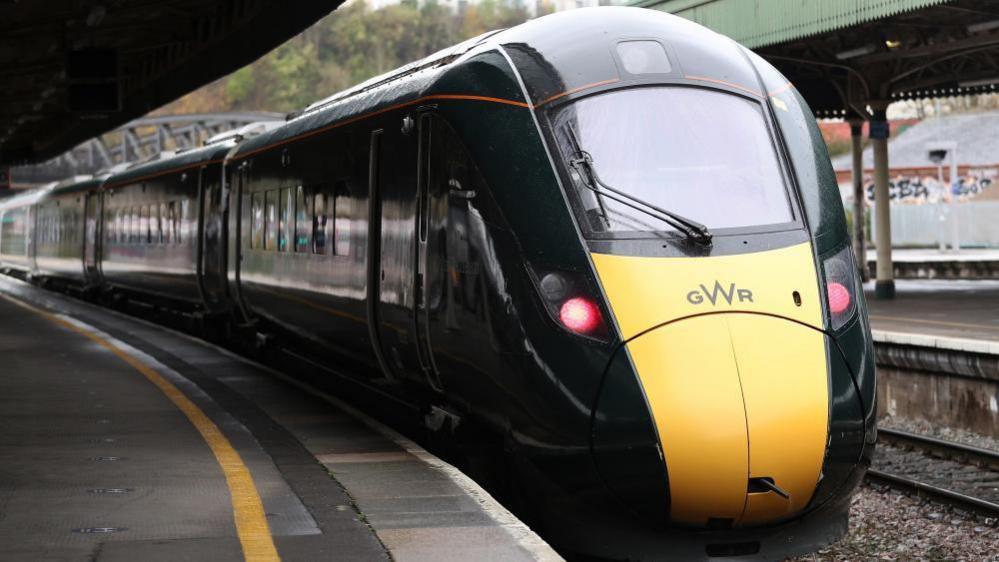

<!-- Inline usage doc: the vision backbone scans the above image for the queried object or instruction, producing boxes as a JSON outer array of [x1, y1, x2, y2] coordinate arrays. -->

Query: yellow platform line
[[0, 294, 281, 562]]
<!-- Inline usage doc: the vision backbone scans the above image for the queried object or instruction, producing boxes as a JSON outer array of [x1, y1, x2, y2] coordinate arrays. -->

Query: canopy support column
[[870, 104, 894, 299], [848, 118, 868, 281]]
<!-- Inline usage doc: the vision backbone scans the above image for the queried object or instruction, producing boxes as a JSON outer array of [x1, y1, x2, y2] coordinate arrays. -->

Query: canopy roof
[[0, 1, 341, 166], [639, 0, 999, 116]]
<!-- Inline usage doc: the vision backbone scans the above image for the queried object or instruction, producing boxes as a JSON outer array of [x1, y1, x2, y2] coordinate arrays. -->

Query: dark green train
[[0, 7, 875, 560]]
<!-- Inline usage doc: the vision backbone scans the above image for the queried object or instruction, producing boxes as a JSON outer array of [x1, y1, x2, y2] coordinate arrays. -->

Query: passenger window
[[180, 200, 189, 244], [334, 181, 351, 257], [157, 203, 165, 243], [251, 192, 264, 250], [132, 207, 138, 244], [312, 192, 328, 255], [164, 202, 173, 244], [294, 185, 310, 253], [265, 191, 278, 250], [279, 187, 292, 252], [140, 206, 149, 244], [173, 201, 181, 244]]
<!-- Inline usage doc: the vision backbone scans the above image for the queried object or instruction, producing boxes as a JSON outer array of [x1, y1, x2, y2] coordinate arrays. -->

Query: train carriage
[[0, 183, 54, 276], [32, 176, 103, 289], [100, 143, 236, 313]]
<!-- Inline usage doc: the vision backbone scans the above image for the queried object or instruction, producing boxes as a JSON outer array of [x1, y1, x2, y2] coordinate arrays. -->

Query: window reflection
[[555, 87, 792, 235]]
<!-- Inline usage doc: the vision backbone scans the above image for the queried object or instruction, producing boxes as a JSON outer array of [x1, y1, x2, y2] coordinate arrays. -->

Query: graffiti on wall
[[841, 169, 997, 204]]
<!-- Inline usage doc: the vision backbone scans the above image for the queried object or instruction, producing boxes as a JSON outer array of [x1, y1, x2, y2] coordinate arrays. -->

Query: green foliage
[[168, 0, 536, 114]]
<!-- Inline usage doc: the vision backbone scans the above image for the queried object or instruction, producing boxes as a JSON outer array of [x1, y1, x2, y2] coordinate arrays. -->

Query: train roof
[[0, 182, 57, 212], [47, 175, 104, 197], [490, 7, 768, 107], [104, 141, 235, 189], [104, 119, 284, 189], [232, 7, 773, 162]]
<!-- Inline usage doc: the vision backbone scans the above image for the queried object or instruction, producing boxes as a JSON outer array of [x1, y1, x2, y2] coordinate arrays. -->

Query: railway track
[[879, 427, 999, 471], [869, 427, 999, 518]]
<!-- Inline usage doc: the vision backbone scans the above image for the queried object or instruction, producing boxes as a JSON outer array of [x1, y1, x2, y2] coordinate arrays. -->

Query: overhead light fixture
[[885, 39, 902, 49], [836, 44, 877, 60], [958, 76, 999, 88], [967, 19, 999, 34]]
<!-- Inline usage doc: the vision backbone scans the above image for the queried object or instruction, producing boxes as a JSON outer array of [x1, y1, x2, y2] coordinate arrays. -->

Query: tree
[[160, 0, 529, 115]]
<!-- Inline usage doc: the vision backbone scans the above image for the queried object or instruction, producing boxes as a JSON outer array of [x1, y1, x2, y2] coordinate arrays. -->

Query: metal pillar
[[870, 105, 894, 299], [848, 119, 868, 281], [949, 146, 960, 253]]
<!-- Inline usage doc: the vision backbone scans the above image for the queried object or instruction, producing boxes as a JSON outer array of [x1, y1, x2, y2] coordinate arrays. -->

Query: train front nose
[[621, 313, 828, 527], [591, 243, 831, 528]]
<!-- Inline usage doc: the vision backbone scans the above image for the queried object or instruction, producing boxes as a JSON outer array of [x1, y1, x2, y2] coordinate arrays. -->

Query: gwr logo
[[687, 281, 754, 306]]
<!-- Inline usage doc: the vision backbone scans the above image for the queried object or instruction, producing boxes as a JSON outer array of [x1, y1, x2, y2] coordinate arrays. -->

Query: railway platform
[[866, 249, 999, 280], [0, 277, 558, 562], [865, 278, 999, 440], [865, 278, 999, 350]]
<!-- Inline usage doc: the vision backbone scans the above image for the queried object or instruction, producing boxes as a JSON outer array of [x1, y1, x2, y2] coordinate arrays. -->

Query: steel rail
[[865, 468, 999, 517], [878, 427, 999, 472]]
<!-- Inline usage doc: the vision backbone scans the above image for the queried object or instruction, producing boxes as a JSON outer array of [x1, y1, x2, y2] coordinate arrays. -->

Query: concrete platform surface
[[865, 279, 999, 347], [865, 249, 999, 280], [0, 277, 559, 562]]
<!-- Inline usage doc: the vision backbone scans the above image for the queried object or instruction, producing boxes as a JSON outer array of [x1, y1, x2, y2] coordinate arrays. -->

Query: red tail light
[[531, 269, 611, 341], [560, 297, 602, 335], [822, 246, 859, 331], [826, 282, 851, 315]]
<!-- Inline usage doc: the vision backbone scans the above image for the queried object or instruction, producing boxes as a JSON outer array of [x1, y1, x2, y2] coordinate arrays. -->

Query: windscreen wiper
[[564, 124, 712, 245]]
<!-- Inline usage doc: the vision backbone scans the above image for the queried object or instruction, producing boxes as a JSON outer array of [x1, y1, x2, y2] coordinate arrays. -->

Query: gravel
[[789, 484, 999, 561], [881, 416, 999, 453]]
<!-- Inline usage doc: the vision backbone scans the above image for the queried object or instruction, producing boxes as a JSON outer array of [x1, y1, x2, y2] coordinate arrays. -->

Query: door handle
[[449, 189, 476, 200]]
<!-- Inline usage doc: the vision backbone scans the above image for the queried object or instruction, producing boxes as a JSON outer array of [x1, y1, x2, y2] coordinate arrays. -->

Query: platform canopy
[[636, 0, 999, 117], [0, 0, 344, 166]]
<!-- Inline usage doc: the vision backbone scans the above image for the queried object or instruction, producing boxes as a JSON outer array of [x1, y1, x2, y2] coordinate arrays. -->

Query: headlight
[[822, 245, 859, 331]]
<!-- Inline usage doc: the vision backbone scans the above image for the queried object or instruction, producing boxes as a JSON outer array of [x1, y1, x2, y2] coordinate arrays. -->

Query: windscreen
[[554, 87, 793, 235]]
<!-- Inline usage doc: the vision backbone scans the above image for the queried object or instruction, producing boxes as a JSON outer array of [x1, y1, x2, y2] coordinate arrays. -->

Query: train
[[0, 7, 876, 561]]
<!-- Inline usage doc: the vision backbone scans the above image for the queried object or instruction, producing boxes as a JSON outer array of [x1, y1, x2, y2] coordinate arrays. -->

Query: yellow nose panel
[[594, 243, 829, 528], [591, 242, 823, 339], [728, 314, 828, 525], [626, 315, 749, 525], [623, 314, 828, 527]]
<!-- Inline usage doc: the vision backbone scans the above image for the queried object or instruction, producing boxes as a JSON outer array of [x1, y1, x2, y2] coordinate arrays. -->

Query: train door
[[199, 166, 227, 310], [414, 113, 445, 392], [416, 114, 490, 392], [83, 192, 101, 284], [367, 122, 425, 385], [229, 163, 252, 323]]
